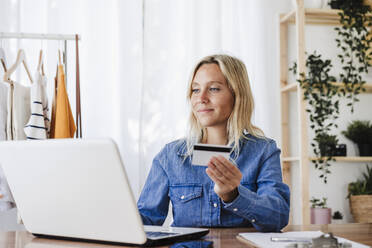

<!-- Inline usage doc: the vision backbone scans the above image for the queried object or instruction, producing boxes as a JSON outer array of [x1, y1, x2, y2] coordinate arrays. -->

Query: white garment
[[6, 82, 31, 140], [0, 82, 8, 140], [0, 82, 14, 211], [24, 72, 50, 139]]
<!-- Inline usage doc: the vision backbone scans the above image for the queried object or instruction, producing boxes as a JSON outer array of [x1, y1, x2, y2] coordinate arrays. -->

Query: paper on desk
[[238, 231, 370, 248]]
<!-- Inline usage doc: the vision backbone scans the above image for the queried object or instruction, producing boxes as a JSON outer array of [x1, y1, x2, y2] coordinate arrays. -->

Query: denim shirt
[[137, 135, 290, 232]]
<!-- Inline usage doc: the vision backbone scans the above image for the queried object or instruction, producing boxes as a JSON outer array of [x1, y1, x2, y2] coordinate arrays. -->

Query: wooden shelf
[[282, 156, 372, 163], [282, 156, 300, 162], [281, 8, 372, 25], [279, 1, 372, 225], [281, 8, 342, 25], [281, 83, 298, 93], [310, 156, 372, 162], [281, 82, 372, 93]]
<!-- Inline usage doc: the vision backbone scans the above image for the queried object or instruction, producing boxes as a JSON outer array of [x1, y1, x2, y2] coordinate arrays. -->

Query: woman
[[137, 54, 290, 232]]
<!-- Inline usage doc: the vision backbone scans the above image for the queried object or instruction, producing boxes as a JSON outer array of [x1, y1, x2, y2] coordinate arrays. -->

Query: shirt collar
[[176, 140, 188, 157]]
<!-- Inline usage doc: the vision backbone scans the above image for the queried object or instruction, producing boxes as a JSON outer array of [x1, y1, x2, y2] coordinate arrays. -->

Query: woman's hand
[[206, 155, 242, 203]]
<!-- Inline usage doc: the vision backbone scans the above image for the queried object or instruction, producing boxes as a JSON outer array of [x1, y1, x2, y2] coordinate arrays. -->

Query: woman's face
[[191, 63, 234, 129]]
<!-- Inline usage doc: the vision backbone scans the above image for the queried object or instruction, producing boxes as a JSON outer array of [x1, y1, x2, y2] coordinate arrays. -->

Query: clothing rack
[[0, 32, 82, 138], [0, 32, 81, 40], [0, 32, 82, 82]]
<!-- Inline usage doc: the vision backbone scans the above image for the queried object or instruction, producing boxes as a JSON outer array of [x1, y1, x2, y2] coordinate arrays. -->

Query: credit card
[[191, 143, 232, 166]]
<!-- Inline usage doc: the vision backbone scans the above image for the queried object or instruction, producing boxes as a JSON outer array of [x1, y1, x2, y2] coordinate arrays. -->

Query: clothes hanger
[[37, 49, 45, 76], [0, 48, 7, 72], [3, 49, 33, 84], [0, 39, 7, 72], [58, 49, 62, 66]]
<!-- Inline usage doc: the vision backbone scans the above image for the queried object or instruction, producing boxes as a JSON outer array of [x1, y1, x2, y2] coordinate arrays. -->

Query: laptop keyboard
[[145, 231, 180, 239]]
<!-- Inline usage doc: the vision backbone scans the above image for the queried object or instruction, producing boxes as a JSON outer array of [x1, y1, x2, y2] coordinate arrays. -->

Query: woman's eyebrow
[[192, 81, 224, 86], [208, 81, 224, 85]]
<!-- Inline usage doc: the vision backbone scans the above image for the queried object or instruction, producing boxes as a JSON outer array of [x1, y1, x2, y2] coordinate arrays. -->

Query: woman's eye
[[191, 88, 200, 93], [210, 87, 220, 92]]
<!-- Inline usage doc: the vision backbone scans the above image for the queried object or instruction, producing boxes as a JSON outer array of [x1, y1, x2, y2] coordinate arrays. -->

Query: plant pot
[[332, 219, 344, 224], [331, 0, 372, 9], [334, 144, 347, 156], [311, 208, 332, 224], [349, 195, 372, 223], [357, 143, 372, 156], [319, 144, 336, 157]]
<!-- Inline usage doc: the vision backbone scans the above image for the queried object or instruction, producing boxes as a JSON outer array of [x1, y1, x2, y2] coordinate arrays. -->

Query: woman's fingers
[[209, 157, 235, 179], [206, 167, 226, 185], [209, 156, 242, 182], [206, 156, 242, 202], [207, 161, 228, 179], [207, 157, 242, 188], [214, 156, 241, 175]]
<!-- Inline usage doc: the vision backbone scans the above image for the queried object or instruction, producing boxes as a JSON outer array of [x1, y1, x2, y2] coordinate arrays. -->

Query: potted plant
[[310, 197, 332, 224], [348, 165, 372, 223], [329, 0, 366, 9], [342, 120, 372, 156], [314, 132, 338, 157], [332, 210, 344, 224], [331, 0, 371, 113], [290, 53, 340, 183]]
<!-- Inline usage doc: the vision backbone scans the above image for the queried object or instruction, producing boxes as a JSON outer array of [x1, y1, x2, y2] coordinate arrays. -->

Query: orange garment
[[49, 66, 58, 138], [53, 65, 76, 138]]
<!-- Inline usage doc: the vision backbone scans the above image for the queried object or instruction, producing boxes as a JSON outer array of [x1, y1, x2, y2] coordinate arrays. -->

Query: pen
[[271, 237, 312, 243]]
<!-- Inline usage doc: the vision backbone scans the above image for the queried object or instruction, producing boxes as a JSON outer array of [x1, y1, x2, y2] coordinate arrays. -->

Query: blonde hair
[[186, 54, 264, 159]]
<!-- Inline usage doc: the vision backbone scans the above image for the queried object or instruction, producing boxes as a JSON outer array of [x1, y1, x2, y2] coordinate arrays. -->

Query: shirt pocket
[[169, 184, 203, 227]]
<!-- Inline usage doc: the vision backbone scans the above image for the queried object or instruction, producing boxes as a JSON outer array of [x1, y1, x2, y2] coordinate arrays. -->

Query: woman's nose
[[198, 89, 209, 103]]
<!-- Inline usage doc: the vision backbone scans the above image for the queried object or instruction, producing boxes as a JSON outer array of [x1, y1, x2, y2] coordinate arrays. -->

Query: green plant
[[290, 53, 340, 183], [332, 210, 344, 220], [347, 164, 372, 198], [314, 132, 339, 156], [342, 120, 372, 144], [310, 197, 328, 208], [332, 0, 372, 112]]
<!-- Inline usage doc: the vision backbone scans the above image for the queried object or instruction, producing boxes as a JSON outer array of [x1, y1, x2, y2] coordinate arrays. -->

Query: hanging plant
[[290, 52, 340, 183], [332, 0, 372, 112]]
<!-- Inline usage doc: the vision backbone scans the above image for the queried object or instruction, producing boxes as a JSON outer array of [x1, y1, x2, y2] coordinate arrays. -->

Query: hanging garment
[[53, 64, 76, 138], [6, 81, 31, 140], [0, 82, 14, 211], [24, 72, 50, 139], [49, 66, 58, 138], [0, 82, 8, 140]]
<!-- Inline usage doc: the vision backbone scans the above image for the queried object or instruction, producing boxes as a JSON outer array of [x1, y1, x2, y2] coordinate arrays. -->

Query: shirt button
[[233, 208, 238, 212], [251, 219, 256, 223], [180, 195, 185, 200], [213, 203, 218, 208]]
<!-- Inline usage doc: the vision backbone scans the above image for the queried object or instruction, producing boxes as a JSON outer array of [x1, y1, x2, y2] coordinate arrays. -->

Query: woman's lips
[[198, 109, 213, 113]]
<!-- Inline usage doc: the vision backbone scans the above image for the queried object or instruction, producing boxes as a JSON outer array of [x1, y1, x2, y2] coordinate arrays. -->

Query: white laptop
[[0, 139, 209, 246]]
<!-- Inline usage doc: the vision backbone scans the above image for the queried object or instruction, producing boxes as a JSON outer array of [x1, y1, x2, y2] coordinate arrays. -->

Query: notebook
[[237, 231, 369, 248], [0, 139, 209, 246]]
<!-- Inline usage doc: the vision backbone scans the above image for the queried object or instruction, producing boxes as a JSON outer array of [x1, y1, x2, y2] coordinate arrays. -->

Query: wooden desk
[[0, 224, 371, 247]]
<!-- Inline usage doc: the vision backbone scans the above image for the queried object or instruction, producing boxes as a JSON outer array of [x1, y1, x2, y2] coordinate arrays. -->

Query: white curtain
[[0, 0, 291, 223], [140, 0, 292, 190]]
